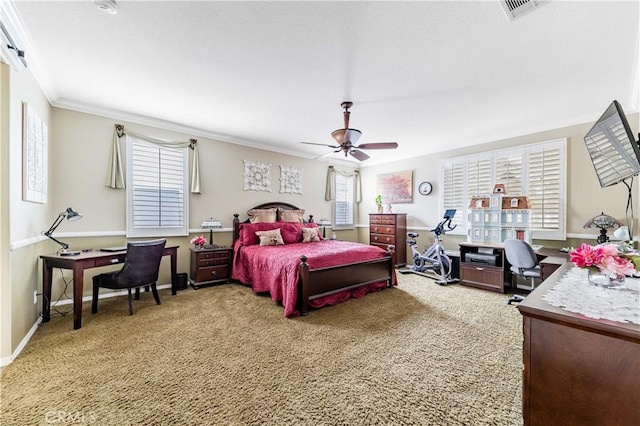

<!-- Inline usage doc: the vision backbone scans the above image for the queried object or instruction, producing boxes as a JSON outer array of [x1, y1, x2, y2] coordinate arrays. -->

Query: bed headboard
[[232, 202, 314, 242]]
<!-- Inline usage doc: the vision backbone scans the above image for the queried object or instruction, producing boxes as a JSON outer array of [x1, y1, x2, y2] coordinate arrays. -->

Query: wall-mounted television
[[583, 100, 640, 188]]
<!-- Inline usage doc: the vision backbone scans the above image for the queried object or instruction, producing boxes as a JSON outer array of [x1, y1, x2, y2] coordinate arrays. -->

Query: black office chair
[[504, 238, 541, 305], [92, 239, 166, 315]]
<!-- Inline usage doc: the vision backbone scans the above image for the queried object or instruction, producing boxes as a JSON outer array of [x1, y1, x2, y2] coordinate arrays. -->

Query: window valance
[[325, 166, 361, 203], [106, 124, 201, 193]]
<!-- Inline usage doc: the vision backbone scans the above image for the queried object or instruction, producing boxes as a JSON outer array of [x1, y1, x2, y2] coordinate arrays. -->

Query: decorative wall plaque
[[243, 160, 272, 192], [280, 165, 303, 194]]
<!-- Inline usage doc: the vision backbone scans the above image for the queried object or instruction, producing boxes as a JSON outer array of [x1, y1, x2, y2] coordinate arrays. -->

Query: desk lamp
[[202, 217, 222, 248], [583, 212, 623, 244], [43, 207, 83, 255], [317, 218, 332, 238]]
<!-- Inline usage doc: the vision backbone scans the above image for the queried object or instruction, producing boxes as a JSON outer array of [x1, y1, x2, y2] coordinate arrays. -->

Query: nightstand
[[189, 246, 232, 289]]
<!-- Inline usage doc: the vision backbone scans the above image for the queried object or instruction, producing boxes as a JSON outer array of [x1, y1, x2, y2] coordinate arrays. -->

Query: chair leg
[[134, 287, 140, 300], [127, 289, 134, 315], [151, 283, 161, 305], [92, 276, 100, 314]]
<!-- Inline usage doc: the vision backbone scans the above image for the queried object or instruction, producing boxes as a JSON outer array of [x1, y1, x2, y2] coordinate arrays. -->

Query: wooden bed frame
[[232, 202, 397, 315]]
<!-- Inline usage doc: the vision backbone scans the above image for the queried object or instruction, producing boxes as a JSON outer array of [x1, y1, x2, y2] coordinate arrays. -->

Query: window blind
[[127, 137, 188, 237], [333, 173, 355, 229]]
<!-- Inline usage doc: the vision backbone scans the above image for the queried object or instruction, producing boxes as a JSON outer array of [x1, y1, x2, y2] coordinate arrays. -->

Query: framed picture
[[376, 170, 413, 204], [22, 102, 48, 203]]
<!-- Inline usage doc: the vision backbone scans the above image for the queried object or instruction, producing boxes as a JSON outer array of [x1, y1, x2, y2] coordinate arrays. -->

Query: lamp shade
[[583, 212, 623, 229], [202, 218, 222, 229], [65, 207, 83, 221]]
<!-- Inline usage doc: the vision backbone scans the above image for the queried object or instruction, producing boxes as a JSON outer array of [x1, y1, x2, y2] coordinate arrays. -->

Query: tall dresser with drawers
[[369, 213, 407, 266]]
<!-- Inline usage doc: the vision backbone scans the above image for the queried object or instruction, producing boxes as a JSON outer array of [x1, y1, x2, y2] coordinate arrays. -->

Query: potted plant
[[375, 194, 383, 213]]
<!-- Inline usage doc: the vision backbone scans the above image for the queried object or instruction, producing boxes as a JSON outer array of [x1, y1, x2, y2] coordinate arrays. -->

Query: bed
[[231, 202, 397, 316]]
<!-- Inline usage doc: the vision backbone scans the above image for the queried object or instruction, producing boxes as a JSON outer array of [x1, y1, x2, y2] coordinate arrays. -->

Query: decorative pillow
[[302, 227, 322, 243], [278, 208, 305, 223], [239, 222, 281, 246], [280, 222, 304, 244], [255, 229, 285, 246], [248, 208, 277, 223]]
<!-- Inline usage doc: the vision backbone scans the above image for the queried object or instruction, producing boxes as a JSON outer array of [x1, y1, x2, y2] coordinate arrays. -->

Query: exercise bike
[[399, 209, 460, 285]]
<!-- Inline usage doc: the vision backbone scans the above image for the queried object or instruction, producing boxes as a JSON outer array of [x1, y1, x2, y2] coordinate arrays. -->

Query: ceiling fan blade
[[350, 149, 370, 161], [301, 141, 340, 149], [356, 142, 399, 150]]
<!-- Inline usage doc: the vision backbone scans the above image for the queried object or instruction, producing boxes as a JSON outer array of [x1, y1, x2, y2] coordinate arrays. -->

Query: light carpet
[[1, 274, 523, 425]]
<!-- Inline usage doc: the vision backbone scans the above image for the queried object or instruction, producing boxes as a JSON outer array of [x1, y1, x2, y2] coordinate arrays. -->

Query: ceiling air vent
[[500, 0, 548, 21]]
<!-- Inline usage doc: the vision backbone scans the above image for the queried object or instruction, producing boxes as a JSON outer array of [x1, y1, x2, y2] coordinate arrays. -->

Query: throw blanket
[[232, 240, 390, 316]]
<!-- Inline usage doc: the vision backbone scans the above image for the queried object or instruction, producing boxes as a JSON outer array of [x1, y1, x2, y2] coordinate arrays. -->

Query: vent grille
[[500, 0, 548, 21]]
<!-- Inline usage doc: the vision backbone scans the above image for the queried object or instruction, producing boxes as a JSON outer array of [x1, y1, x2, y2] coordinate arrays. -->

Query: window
[[126, 135, 189, 237], [440, 138, 566, 240], [332, 173, 355, 229]]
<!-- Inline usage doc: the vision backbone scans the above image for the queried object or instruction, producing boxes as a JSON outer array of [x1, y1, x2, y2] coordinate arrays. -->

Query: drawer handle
[[211, 271, 217, 276], [475, 267, 485, 271], [373, 227, 379, 232], [386, 237, 390, 242], [110, 259, 120, 264]]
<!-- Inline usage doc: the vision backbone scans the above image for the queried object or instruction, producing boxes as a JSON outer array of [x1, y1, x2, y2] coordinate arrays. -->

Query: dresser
[[189, 246, 232, 289], [518, 263, 640, 425], [369, 213, 407, 266]]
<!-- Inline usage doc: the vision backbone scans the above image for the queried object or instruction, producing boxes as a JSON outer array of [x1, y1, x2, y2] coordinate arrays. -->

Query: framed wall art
[[22, 102, 48, 203], [243, 160, 272, 192], [376, 170, 413, 204], [280, 165, 303, 194]]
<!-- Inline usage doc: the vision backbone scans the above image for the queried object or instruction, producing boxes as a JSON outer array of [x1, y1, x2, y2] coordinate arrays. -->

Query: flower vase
[[587, 269, 626, 289], [377, 204, 383, 213]]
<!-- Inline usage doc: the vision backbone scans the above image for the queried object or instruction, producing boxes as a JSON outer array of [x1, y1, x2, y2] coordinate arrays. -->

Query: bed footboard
[[297, 246, 396, 315]]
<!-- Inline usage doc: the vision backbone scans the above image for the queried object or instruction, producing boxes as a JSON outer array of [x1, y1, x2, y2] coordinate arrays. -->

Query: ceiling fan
[[302, 101, 398, 161]]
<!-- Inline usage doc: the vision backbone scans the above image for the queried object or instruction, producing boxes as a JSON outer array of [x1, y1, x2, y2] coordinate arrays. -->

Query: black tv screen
[[584, 100, 640, 187]]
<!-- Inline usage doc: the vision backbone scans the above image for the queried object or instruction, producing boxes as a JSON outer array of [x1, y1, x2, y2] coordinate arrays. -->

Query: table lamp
[[317, 218, 332, 238], [583, 212, 623, 244], [43, 207, 83, 255], [202, 217, 223, 248]]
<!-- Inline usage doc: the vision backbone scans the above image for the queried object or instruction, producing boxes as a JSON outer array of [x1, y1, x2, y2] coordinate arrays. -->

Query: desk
[[41, 245, 179, 330]]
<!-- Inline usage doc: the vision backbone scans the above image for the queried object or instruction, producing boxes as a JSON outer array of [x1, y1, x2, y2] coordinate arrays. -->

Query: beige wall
[[1, 59, 53, 362]]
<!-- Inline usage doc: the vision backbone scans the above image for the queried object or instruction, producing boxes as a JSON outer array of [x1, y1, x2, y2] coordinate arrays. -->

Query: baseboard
[[0, 317, 41, 367], [50, 283, 173, 306]]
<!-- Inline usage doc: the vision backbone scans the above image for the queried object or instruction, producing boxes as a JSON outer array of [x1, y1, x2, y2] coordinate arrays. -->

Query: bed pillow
[[278, 208, 305, 223], [239, 222, 281, 246], [302, 227, 322, 243], [280, 223, 304, 244], [248, 208, 277, 223], [256, 229, 285, 246]]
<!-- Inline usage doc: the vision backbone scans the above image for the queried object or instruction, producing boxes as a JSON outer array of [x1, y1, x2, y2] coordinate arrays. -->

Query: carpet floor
[[1, 273, 523, 425]]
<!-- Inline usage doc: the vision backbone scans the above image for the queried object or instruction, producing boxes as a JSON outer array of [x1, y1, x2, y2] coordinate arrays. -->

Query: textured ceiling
[[8, 0, 640, 166]]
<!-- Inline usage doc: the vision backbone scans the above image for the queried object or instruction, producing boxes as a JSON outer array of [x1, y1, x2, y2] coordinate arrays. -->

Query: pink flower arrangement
[[190, 235, 207, 246], [569, 243, 637, 277]]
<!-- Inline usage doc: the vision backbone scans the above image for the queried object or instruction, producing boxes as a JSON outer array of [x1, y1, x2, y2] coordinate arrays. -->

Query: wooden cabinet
[[458, 242, 509, 293], [369, 213, 407, 266], [518, 263, 640, 425], [189, 246, 232, 289]]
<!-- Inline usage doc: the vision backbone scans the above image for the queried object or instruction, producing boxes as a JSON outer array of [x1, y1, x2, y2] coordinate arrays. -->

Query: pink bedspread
[[231, 239, 392, 316]]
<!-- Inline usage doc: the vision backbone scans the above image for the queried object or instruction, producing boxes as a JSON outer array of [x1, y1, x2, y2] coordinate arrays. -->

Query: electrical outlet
[[33, 290, 38, 305]]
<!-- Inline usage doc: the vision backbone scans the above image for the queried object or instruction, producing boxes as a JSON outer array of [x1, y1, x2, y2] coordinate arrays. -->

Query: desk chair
[[504, 238, 541, 305], [92, 239, 166, 315]]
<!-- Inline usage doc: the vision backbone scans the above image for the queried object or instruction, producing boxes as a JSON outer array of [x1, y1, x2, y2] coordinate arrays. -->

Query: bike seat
[[407, 232, 419, 238]]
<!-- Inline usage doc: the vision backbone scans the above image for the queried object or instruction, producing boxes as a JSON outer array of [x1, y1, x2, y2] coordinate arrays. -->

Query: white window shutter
[[126, 136, 189, 237]]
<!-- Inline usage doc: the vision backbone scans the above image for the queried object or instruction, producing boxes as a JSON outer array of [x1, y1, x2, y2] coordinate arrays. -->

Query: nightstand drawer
[[197, 255, 229, 267], [194, 265, 229, 283]]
